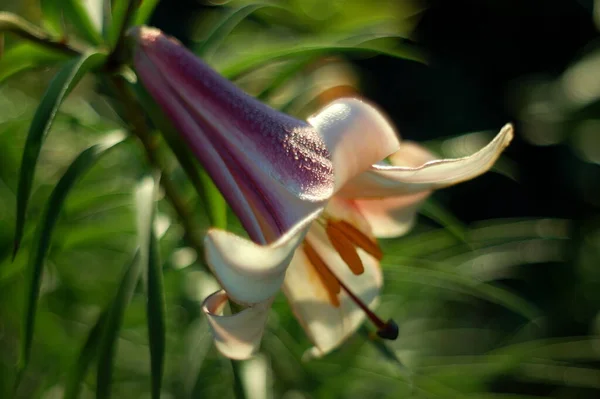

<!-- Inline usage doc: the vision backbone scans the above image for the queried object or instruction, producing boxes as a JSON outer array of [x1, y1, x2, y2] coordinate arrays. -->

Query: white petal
[[204, 209, 321, 306], [202, 290, 272, 360], [387, 140, 437, 166], [282, 199, 382, 357], [309, 98, 400, 192], [340, 124, 514, 198], [354, 191, 430, 238], [353, 141, 435, 237]]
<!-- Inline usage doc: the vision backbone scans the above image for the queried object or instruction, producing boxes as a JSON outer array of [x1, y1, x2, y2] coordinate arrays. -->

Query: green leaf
[[135, 175, 157, 268], [133, 0, 160, 26], [146, 229, 166, 399], [420, 199, 469, 244], [383, 264, 540, 321], [0, 42, 70, 84], [13, 51, 106, 258], [63, 310, 109, 399], [107, 0, 128, 47], [17, 134, 125, 375], [107, 0, 137, 49], [217, 38, 424, 79], [39, 0, 64, 36], [196, 3, 279, 59], [96, 175, 157, 399], [179, 319, 212, 397], [136, 173, 165, 399], [256, 56, 314, 101], [96, 251, 140, 399], [40, 0, 103, 45], [101, 0, 112, 39]]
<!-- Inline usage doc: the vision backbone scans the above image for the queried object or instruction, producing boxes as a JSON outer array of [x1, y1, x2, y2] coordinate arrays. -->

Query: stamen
[[332, 220, 383, 260], [303, 241, 341, 307], [305, 220, 397, 340], [325, 222, 364, 275]]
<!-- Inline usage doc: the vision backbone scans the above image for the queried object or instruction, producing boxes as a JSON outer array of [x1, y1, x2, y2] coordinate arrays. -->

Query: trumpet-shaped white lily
[[132, 26, 514, 360]]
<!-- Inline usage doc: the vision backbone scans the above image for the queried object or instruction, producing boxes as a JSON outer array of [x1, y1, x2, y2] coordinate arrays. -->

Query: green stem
[[0, 12, 86, 55], [110, 76, 205, 256]]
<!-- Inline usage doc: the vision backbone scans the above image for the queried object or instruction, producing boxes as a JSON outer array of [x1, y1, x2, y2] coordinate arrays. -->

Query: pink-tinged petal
[[354, 191, 430, 238], [283, 199, 382, 357], [205, 209, 322, 306], [354, 141, 435, 238], [339, 124, 514, 198], [132, 27, 334, 243], [202, 290, 272, 360], [308, 99, 400, 192]]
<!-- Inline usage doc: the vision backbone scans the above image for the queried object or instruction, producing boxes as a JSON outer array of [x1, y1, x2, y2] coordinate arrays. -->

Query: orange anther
[[332, 220, 383, 260], [303, 241, 341, 307], [325, 222, 365, 275]]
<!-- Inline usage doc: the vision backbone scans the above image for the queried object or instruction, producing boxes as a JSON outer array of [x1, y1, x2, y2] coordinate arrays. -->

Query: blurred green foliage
[[0, 0, 599, 398]]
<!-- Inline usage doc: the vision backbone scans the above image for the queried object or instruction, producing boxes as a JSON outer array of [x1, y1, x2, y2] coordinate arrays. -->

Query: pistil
[[303, 238, 398, 340]]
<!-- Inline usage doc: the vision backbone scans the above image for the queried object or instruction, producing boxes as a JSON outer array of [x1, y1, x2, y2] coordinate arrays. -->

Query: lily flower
[[132, 26, 514, 360]]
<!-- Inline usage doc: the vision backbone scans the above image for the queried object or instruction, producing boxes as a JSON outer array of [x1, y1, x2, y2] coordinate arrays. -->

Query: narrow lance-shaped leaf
[[96, 175, 157, 399], [107, 0, 137, 48], [420, 198, 469, 244], [196, 3, 278, 59], [18, 133, 125, 374], [102, 0, 112, 39], [133, 0, 160, 26], [384, 264, 540, 321], [217, 39, 425, 79], [13, 51, 106, 258], [96, 251, 140, 399], [63, 310, 109, 399], [0, 42, 70, 84], [40, 0, 103, 45], [146, 228, 166, 399], [134, 172, 166, 398], [255, 56, 315, 102]]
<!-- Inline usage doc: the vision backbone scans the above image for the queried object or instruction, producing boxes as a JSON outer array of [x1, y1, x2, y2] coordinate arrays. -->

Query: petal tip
[[202, 290, 271, 360], [500, 123, 515, 144]]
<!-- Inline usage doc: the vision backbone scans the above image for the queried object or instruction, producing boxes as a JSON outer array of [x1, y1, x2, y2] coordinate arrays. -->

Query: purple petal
[[132, 27, 334, 243]]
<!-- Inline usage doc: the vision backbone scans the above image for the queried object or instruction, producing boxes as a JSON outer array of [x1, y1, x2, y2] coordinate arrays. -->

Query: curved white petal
[[202, 290, 272, 360], [309, 98, 400, 192], [354, 192, 430, 238], [283, 199, 382, 357], [387, 140, 437, 166], [354, 141, 435, 238], [205, 209, 322, 306], [340, 124, 514, 198]]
